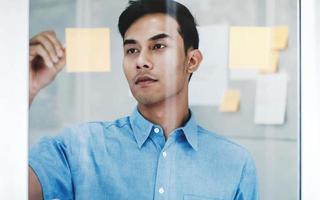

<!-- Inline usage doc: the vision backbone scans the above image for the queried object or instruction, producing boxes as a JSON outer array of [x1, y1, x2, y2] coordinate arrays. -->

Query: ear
[[186, 49, 202, 74]]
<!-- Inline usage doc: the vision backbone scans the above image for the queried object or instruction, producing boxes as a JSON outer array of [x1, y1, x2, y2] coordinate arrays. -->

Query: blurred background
[[29, 0, 299, 199]]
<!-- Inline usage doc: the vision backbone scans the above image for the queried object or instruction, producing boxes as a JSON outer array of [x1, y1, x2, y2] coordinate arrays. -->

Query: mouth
[[135, 75, 158, 87]]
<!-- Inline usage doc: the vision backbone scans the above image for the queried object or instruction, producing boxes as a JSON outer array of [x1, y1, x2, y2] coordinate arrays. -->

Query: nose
[[136, 49, 153, 70]]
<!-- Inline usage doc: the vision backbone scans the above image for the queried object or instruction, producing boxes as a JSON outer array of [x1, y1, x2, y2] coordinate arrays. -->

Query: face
[[123, 13, 190, 106]]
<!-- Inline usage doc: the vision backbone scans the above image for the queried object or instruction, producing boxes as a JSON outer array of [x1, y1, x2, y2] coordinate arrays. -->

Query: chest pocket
[[183, 194, 222, 200]]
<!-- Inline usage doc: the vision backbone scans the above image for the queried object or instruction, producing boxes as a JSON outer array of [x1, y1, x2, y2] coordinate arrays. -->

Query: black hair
[[118, 0, 199, 54]]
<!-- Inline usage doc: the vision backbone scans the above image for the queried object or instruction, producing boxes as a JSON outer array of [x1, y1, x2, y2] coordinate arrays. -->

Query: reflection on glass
[[29, 0, 298, 199]]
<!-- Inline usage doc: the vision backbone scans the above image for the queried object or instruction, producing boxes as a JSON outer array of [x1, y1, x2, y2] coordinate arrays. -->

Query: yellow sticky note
[[260, 51, 280, 73], [271, 26, 289, 50], [219, 89, 240, 112], [229, 27, 272, 70], [66, 28, 111, 72]]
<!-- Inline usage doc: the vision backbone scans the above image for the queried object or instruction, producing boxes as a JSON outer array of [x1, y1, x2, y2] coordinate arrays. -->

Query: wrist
[[29, 83, 40, 106]]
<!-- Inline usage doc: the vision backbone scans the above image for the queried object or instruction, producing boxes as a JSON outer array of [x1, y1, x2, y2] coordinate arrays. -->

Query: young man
[[29, 0, 259, 199]]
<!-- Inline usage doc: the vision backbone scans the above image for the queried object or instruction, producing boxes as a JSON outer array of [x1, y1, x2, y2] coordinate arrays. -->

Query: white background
[[0, 0, 28, 199], [301, 0, 320, 199]]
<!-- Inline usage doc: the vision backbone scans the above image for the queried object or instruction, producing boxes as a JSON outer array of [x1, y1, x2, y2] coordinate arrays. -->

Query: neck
[[137, 89, 189, 140]]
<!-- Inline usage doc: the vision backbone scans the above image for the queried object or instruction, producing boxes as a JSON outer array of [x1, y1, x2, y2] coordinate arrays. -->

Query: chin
[[136, 96, 159, 105], [134, 93, 164, 106]]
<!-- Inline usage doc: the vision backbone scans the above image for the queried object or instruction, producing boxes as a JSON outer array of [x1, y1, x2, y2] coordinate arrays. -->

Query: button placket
[[154, 157, 167, 199], [153, 129, 179, 200], [154, 146, 171, 199]]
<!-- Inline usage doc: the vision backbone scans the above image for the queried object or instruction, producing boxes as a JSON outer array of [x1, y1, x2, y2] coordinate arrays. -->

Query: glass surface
[[29, 0, 299, 199]]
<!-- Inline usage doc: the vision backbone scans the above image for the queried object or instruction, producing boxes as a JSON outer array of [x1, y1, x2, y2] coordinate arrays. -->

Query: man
[[29, 0, 259, 199]]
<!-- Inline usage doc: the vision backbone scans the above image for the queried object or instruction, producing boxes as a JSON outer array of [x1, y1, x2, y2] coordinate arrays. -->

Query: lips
[[135, 75, 158, 87], [135, 75, 158, 84]]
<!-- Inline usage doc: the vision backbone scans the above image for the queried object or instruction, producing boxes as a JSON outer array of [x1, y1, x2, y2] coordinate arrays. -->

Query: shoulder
[[52, 116, 131, 145], [65, 116, 130, 134], [197, 125, 253, 163]]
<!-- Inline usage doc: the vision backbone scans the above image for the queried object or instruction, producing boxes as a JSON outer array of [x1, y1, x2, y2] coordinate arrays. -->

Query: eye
[[126, 48, 139, 54], [153, 43, 166, 50]]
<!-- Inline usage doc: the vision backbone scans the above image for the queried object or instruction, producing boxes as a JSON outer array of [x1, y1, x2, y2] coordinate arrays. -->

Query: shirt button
[[154, 127, 160, 133], [162, 151, 167, 158], [159, 187, 164, 194]]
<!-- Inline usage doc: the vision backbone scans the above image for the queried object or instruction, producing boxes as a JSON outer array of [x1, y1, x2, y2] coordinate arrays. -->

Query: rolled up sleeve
[[234, 155, 259, 200], [29, 134, 74, 200]]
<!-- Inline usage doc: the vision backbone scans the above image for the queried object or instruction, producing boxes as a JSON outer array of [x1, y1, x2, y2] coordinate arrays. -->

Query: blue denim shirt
[[29, 107, 258, 200]]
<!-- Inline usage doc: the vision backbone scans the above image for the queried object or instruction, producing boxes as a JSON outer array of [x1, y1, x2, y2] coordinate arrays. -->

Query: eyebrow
[[123, 39, 136, 46], [123, 33, 172, 46], [149, 33, 171, 41]]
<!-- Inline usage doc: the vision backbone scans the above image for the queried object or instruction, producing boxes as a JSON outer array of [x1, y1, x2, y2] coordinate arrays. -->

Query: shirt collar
[[181, 109, 198, 151], [129, 107, 198, 151], [129, 107, 154, 149]]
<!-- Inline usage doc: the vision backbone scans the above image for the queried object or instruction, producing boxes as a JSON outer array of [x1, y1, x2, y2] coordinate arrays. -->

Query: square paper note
[[66, 28, 111, 72], [229, 27, 271, 71], [254, 74, 288, 124], [219, 89, 241, 112]]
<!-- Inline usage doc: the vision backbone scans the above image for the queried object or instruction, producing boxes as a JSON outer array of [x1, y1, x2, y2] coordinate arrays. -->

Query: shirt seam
[[197, 126, 248, 150], [100, 118, 131, 130]]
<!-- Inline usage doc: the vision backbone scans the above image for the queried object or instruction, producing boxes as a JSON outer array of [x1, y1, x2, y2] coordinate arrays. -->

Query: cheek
[[159, 50, 181, 72], [123, 60, 134, 82], [162, 52, 185, 77]]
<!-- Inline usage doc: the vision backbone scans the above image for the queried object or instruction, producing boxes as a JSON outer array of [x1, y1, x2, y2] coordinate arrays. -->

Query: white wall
[[0, 0, 28, 199], [301, 0, 320, 198]]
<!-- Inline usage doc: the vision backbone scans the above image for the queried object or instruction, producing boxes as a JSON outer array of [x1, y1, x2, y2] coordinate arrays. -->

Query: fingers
[[30, 44, 54, 68], [54, 48, 66, 72], [43, 31, 64, 58], [30, 30, 64, 67]]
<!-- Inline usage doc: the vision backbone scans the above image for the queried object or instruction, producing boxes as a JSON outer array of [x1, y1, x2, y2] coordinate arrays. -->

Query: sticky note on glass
[[219, 89, 240, 112], [189, 25, 229, 106], [260, 50, 280, 73], [65, 28, 111, 72], [271, 26, 289, 50], [254, 74, 288, 124], [229, 27, 283, 73], [229, 27, 272, 71]]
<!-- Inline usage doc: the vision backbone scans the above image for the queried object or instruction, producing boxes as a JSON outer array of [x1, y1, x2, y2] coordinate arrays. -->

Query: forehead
[[124, 13, 181, 42]]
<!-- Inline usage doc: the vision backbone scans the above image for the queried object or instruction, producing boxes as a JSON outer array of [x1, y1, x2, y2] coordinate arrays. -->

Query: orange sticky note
[[66, 28, 111, 72], [219, 89, 241, 112]]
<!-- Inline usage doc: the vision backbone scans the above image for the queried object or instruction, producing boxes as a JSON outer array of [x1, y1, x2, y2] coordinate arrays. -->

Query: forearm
[[28, 166, 43, 200]]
